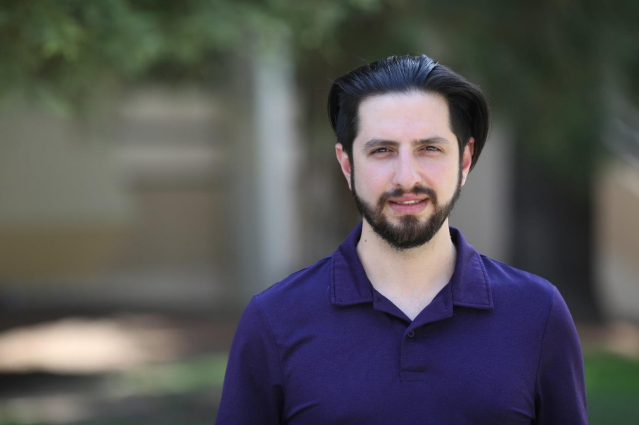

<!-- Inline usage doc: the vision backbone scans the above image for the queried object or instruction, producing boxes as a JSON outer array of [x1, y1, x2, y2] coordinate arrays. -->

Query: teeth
[[397, 200, 422, 205]]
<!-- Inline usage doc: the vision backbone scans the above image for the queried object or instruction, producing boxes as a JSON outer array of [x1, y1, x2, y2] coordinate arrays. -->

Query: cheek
[[424, 154, 459, 174], [427, 161, 457, 182], [355, 161, 393, 194]]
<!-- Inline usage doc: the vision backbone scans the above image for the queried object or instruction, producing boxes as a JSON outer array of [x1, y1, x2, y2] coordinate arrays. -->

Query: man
[[216, 55, 587, 424]]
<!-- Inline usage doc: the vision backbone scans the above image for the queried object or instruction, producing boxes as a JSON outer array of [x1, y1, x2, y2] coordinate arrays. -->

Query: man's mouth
[[387, 198, 429, 214], [390, 199, 425, 205]]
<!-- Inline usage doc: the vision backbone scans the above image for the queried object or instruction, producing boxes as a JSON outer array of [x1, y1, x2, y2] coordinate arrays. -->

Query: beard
[[351, 166, 462, 251]]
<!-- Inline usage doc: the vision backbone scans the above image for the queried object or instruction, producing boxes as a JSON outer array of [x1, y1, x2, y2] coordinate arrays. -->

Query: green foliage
[[401, 0, 639, 186], [0, 0, 387, 113], [1, 0, 637, 182], [0, 0, 242, 112], [584, 351, 639, 425], [112, 353, 228, 395]]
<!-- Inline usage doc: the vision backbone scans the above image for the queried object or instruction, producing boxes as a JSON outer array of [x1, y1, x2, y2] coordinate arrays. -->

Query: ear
[[335, 143, 352, 190], [461, 137, 475, 186]]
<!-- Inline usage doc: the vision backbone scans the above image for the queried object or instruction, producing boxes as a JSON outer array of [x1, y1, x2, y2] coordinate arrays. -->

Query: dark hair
[[327, 54, 490, 171]]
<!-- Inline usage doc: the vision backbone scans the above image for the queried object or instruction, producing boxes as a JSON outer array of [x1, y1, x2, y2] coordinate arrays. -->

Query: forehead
[[355, 91, 454, 145]]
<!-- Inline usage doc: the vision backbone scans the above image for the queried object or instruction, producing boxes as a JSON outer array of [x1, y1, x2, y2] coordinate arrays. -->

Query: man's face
[[336, 91, 474, 250]]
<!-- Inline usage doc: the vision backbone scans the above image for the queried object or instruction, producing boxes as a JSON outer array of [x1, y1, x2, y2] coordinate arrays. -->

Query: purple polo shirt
[[216, 223, 587, 424]]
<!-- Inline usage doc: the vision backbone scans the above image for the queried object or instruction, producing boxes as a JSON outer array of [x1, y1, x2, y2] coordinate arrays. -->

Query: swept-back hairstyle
[[327, 55, 490, 171]]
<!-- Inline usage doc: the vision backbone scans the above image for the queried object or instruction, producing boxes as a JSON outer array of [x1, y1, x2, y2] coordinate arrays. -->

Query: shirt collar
[[330, 222, 494, 310]]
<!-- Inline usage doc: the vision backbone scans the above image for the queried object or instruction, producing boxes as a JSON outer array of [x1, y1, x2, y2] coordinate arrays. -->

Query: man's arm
[[534, 286, 588, 424], [216, 295, 284, 425]]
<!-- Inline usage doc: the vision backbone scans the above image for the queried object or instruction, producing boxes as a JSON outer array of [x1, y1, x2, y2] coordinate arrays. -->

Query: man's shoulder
[[255, 255, 334, 311], [478, 253, 556, 304]]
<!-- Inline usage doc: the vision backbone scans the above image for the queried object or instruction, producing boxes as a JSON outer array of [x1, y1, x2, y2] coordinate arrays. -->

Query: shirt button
[[407, 330, 415, 338]]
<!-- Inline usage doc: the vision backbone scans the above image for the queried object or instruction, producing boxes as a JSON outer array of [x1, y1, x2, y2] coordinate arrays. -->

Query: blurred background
[[0, 0, 638, 423]]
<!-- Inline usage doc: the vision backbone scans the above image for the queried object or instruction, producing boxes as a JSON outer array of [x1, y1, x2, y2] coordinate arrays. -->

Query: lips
[[379, 186, 435, 215], [389, 199, 425, 205], [388, 198, 429, 214], [388, 194, 428, 204]]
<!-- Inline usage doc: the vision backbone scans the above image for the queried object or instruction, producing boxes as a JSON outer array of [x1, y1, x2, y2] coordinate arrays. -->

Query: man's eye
[[372, 148, 390, 154], [423, 146, 442, 152]]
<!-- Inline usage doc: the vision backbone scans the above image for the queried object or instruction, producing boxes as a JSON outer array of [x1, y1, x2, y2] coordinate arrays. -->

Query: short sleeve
[[215, 295, 284, 425], [534, 286, 588, 424]]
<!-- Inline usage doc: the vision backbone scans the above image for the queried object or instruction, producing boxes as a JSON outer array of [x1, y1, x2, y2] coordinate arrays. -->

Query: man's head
[[328, 55, 490, 250]]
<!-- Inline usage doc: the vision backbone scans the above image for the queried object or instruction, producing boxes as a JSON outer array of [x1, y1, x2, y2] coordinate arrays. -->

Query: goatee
[[350, 170, 462, 251]]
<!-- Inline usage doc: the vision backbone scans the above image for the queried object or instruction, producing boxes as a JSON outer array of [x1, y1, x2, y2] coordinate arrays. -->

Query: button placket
[[400, 326, 429, 381]]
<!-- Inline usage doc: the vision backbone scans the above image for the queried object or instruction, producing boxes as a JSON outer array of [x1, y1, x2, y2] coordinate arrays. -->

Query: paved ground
[[0, 311, 238, 424]]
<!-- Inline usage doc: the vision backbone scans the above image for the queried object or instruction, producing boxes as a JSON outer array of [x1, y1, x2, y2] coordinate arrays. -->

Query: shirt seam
[[476, 252, 492, 306], [533, 284, 557, 412], [330, 254, 337, 304], [485, 255, 543, 283], [253, 294, 287, 402], [454, 301, 492, 308]]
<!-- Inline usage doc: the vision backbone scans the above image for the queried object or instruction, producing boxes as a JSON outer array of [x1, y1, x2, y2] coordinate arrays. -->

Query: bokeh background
[[1, 0, 638, 424]]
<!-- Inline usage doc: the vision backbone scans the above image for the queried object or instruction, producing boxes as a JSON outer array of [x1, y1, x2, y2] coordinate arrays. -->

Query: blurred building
[[0, 53, 638, 325]]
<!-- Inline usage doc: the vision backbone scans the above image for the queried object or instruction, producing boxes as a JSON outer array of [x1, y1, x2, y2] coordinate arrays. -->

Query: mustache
[[377, 185, 438, 208]]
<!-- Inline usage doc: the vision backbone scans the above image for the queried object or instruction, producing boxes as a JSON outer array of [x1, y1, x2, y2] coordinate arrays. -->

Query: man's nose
[[392, 153, 421, 189]]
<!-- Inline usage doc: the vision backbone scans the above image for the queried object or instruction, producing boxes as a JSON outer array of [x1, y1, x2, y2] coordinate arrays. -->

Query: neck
[[356, 219, 457, 318]]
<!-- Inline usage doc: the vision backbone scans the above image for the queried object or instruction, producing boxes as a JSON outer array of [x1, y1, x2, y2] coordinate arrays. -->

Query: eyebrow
[[362, 136, 451, 151]]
